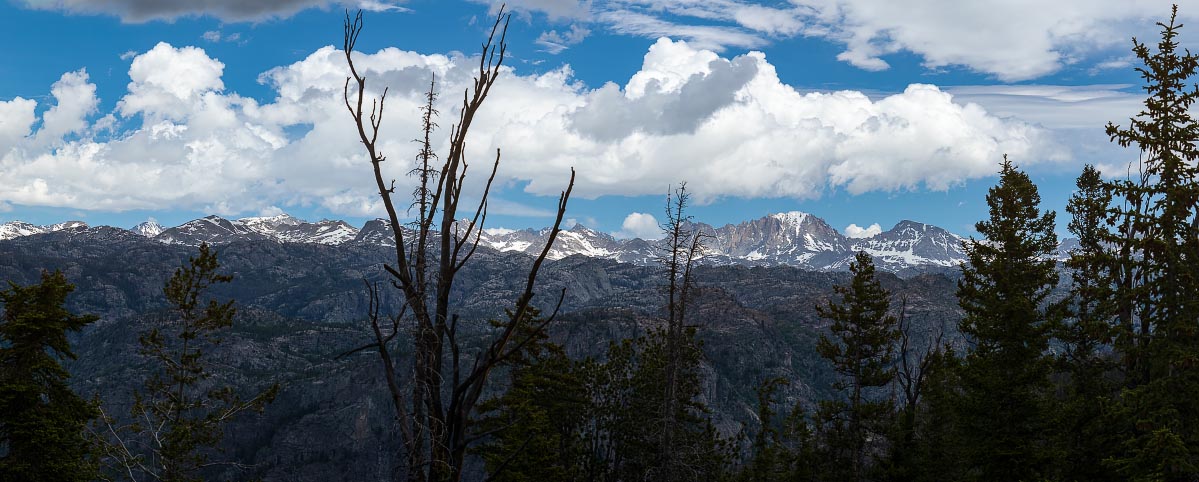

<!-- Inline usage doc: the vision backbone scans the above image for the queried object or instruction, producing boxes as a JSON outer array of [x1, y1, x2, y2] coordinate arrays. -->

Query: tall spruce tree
[[954, 157, 1059, 481], [1053, 164, 1120, 481], [0, 270, 98, 482], [1063, 164, 1115, 363], [815, 251, 898, 482], [1103, 6, 1199, 477]]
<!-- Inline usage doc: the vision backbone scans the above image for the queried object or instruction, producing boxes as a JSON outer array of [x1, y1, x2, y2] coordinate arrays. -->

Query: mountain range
[[0, 221, 968, 481], [0, 211, 1044, 276]]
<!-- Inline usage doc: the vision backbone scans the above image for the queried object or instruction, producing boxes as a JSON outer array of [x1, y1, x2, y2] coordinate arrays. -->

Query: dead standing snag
[[340, 7, 576, 482]]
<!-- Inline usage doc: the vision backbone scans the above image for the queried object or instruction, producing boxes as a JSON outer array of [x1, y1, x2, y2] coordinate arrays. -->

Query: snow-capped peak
[[846, 220, 967, 273], [2, 211, 974, 275], [0, 221, 44, 241], [770, 211, 811, 228], [237, 213, 306, 235], [131, 219, 164, 237], [47, 221, 88, 231], [154, 213, 358, 246], [0, 220, 88, 241]]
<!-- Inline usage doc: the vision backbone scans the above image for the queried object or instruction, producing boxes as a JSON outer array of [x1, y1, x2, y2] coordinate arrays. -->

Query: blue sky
[[0, 0, 1185, 239]]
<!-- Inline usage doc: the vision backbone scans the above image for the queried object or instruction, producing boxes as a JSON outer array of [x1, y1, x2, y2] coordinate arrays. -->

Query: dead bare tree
[[890, 295, 943, 472], [895, 296, 942, 418], [339, 8, 575, 482], [655, 182, 707, 479]]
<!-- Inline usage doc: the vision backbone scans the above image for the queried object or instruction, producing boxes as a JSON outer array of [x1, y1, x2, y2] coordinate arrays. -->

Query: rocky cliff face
[[0, 231, 967, 481]]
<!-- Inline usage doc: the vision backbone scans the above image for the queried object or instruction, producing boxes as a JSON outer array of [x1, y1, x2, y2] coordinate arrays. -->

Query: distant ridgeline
[[1, 211, 1079, 277]]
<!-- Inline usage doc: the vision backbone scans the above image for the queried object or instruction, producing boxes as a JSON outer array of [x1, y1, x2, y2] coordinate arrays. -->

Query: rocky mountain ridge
[[0, 211, 1076, 275], [0, 227, 967, 481]]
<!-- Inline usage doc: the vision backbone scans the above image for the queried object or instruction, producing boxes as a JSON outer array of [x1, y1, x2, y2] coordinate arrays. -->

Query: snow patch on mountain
[[0, 220, 89, 240], [2, 212, 977, 275]]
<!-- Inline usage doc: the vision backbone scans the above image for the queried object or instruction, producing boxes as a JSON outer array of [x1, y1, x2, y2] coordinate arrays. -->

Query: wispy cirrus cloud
[[474, 0, 1197, 81], [17, 0, 407, 22], [536, 24, 591, 54], [20, 0, 1188, 80]]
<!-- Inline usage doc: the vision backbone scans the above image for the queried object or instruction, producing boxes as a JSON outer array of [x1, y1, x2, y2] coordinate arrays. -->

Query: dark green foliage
[[98, 243, 279, 482], [739, 378, 817, 482], [475, 309, 591, 481], [1063, 165, 1116, 355], [814, 251, 898, 482], [1102, 6, 1199, 477], [954, 158, 1060, 481], [585, 328, 732, 482], [475, 184, 732, 482], [0, 270, 98, 481], [901, 347, 965, 482], [1051, 164, 1121, 481], [879, 299, 944, 482], [581, 183, 732, 482]]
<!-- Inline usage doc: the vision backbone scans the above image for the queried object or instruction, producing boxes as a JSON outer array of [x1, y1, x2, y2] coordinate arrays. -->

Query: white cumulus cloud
[[617, 212, 661, 239], [0, 38, 1071, 217], [844, 222, 882, 238]]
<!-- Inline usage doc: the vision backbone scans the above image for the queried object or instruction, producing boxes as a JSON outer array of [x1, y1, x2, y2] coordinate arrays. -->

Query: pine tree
[[0, 270, 99, 482], [953, 157, 1059, 480], [1102, 6, 1199, 477], [655, 183, 707, 478], [614, 328, 728, 482], [1052, 164, 1120, 481], [739, 378, 818, 482], [1063, 165, 1116, 362], [111, 244, 278, 482], [475, 308, 590, 481], [815, 251, 898, 482], [626, 183, 728, 482]]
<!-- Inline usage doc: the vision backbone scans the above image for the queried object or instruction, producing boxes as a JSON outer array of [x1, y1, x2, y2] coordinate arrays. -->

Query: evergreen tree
[[904, 347, 965, 482], [621, 184, 729, 482], [475, 308, 590, 481], [1052, 164, 1120, 481], [739, 378, 818, 482], [1103, 6, 1199, 477], [814, 251, 898, 482], [0, 270, 98, 482], [100, 244, 278, 482], [954, 157, 1060, 480], [579, 337, 636, 482], [591, 327, 730, 482]]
